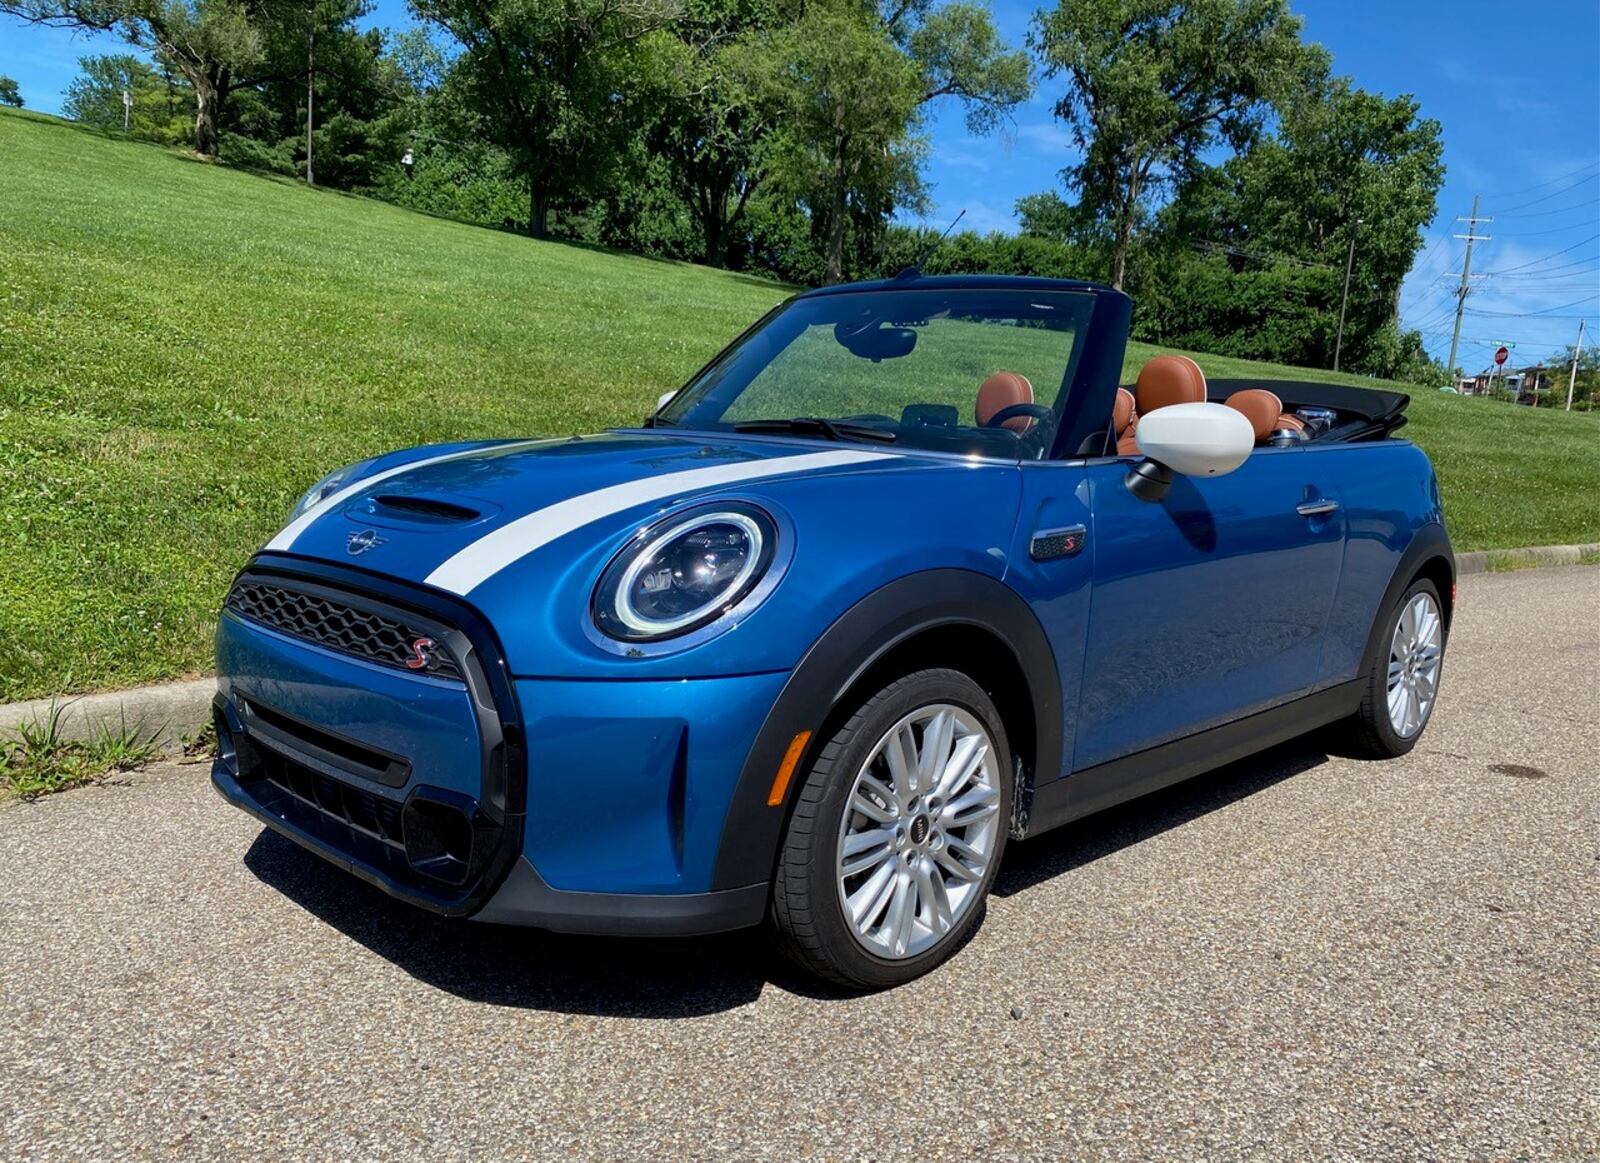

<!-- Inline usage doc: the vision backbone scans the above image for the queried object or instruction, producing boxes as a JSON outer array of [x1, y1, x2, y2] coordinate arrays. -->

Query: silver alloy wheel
[[1387, 592, 1443, 738], [835, 703, 1002, 960]]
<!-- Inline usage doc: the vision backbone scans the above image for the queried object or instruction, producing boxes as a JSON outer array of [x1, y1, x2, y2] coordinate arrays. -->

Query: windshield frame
[[649, 282, 1126, 462]]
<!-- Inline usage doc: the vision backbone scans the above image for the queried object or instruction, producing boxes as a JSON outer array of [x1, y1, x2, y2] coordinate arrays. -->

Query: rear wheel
[[1341, 577, 1446, 758], [769, 669, 1011, 989]]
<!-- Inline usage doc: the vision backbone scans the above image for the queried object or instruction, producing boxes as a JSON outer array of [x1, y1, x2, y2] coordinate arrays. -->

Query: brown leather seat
[[1135, 354, 1207, 415], [1113, 387, 1141, 456], [976, 371, 1035, 432], [1224, 388, 1283, 444]]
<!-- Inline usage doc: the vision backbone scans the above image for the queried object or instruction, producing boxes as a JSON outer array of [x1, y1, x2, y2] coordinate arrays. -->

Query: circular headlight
[[594, 506, 777, 641]]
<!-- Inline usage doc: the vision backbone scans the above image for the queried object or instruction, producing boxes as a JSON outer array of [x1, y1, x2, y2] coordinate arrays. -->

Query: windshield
[[657, 288, 1094, 459]]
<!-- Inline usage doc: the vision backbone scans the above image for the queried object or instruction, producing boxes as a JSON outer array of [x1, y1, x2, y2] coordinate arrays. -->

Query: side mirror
[[654, 389, 677, 416], [1126, 402, 1254, 502]]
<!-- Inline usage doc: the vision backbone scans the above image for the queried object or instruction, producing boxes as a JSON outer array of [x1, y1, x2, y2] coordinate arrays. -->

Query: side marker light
[[766, 730, 813, 807]]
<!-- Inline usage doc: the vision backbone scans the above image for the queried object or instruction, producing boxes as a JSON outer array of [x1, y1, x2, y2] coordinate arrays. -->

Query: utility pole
[[1447, 195, 1492, 381], [1333, 219, 1362, 372], [305, 7, 315, 187], [1567, 318, 1587, 411]]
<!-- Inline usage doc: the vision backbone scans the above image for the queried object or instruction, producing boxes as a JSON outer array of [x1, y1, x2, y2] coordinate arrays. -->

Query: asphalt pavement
[[2, 566, 1596, 1160]]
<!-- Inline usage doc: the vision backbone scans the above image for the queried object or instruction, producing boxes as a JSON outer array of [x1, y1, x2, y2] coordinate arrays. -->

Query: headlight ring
[[592, 503, 780, 644]]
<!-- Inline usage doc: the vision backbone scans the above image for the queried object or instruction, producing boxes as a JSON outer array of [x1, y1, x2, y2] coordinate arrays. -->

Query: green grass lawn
[[1, 108, 1596, 701]]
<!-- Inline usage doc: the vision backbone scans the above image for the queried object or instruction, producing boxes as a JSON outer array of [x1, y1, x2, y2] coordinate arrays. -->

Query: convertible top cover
[[1207, 378, 1410, 440]]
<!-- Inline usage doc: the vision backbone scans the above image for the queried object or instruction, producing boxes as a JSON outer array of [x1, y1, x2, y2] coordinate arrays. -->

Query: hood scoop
[[346, 492, 498, 530], [372, 494, 482, 522]]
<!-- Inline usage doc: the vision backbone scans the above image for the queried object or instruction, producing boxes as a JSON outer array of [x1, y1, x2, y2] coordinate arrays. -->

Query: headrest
[[1224, 388, 1284, 442], [1112, 387, 1136, 436], [977, 371, 1034, 432], [1135, 355, 1206, 414]]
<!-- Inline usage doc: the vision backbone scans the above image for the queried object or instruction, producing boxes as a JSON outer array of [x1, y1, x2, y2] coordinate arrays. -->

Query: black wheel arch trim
[[1359, 523, 1456, 672], [708, 568, 1062, 891]]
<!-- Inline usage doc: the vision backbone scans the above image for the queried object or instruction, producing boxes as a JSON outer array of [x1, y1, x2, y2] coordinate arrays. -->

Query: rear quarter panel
[[1314, 439, 1447, 686]]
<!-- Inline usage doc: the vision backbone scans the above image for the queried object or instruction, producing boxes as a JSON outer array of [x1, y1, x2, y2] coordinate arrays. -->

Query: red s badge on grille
[[405, 637, 436, 670]]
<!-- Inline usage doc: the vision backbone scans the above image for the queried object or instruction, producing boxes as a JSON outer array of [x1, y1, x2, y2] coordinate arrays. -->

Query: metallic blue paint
[[216, 611, 484, 801], [516, 672, 790, 893]]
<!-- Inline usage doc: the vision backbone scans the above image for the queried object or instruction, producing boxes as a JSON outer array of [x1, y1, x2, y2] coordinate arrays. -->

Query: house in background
[[1454, 363, 1547, 402]]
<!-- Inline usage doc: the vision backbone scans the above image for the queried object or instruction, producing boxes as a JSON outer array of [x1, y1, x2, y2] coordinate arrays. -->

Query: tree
[[741, 0, 1029, 283], [741, 3, 925, 283], [891, 0, 1030, 131], [235, 1, 407, 187], [0, 75, 23, 106], [0, 0, 268, 155], [1148, 76, 1444, 375], [1030, 0, 1323, 289], [410, 0, 681, 240], [644, 0, 789, 267], [62, 52, 193, 139]]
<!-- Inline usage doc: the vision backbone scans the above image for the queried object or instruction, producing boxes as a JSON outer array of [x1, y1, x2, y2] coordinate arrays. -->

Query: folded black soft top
[[1206, 378, 1410, 439]]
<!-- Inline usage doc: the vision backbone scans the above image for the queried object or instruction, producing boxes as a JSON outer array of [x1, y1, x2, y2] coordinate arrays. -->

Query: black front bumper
[[213, 756, 768, 936]]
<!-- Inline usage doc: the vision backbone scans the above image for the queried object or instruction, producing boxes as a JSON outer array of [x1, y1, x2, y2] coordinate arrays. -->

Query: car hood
[[267, 431, 958, 595]]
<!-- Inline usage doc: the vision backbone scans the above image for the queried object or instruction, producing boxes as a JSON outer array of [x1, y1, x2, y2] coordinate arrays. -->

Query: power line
[[1479, 161, 1600, 200], [1493, 169, 1600, 215], [1189, 238, 1335, 271], [1490, 257, 1599, 279], [1467, 295, 1597, 318], [1479, 233, 1600, 276], [1496, 219, 1600, 240], [1494, 196, 1600, 221]]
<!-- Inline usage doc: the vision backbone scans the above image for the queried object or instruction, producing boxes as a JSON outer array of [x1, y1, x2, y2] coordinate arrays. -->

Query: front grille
[[225, 579, 462, 681], [260, 744, 406, 851]]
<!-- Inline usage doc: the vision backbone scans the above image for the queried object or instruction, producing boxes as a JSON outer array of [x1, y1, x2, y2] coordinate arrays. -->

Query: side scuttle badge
[[1030, 525, 1086, 562]]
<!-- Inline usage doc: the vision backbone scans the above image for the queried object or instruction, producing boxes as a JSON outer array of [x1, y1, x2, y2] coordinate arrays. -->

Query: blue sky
[[4, 0, 1597, 371]]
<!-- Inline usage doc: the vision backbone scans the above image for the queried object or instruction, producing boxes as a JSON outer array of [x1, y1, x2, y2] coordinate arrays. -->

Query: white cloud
[[1014, 119, 1075, 154]]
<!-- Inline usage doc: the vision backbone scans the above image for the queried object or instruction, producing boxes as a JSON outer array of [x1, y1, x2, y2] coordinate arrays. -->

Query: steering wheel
[[982, 402, 1054, 430]]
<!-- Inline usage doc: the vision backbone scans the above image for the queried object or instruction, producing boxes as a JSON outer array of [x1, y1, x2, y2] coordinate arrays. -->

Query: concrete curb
[[1, 546, 1594, 749], [0, 679, 215, 750], [1453, 542, 1600, 575]]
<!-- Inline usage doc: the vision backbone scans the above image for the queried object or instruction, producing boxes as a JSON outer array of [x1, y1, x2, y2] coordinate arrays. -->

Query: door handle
[[1296, 499, 1339, 517]]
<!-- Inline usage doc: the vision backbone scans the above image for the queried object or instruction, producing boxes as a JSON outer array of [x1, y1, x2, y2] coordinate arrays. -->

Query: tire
[[769, 668, 1012, 990], [1339, 576, 1447, 758]]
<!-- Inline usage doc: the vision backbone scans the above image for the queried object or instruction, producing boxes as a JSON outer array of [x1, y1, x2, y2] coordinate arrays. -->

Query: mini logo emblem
[[405, 637, 436, 670], [346, 529, 386, 555]]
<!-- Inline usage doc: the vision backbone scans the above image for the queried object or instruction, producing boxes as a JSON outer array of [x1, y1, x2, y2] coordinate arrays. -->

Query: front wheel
[[768, 668, 1011, 990], [1340, 577, 1447, 758]]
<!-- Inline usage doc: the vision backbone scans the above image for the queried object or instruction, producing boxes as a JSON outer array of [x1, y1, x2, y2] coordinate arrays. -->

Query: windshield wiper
[[732, 417, 897, 443]]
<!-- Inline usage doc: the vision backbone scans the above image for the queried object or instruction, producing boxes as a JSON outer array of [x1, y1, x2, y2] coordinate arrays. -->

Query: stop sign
[[1495, 346, 1509, 366]]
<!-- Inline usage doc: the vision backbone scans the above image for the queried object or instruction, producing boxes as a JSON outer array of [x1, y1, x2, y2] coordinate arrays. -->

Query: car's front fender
[[707, 568, 1062, 892]]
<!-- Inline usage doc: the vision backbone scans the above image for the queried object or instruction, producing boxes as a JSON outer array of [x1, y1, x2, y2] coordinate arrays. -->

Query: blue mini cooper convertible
[[213, 274, 1453, 987]]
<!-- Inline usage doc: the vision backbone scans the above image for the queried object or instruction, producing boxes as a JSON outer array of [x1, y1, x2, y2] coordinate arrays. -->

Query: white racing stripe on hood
[[265, 441, 549, 553], [424, 447, 898, 596]]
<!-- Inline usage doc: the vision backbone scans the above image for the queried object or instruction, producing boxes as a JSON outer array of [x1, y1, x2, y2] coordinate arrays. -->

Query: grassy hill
[[1, 108, 1595, 701]]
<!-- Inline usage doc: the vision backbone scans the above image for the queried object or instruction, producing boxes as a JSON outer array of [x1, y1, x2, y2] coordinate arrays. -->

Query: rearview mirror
[[834, 322, 918, 362], [1126, 402, 1254, 502]]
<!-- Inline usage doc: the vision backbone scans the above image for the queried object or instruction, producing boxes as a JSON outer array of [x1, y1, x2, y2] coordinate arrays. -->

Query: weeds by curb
[[1, 704, 164, 801]]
